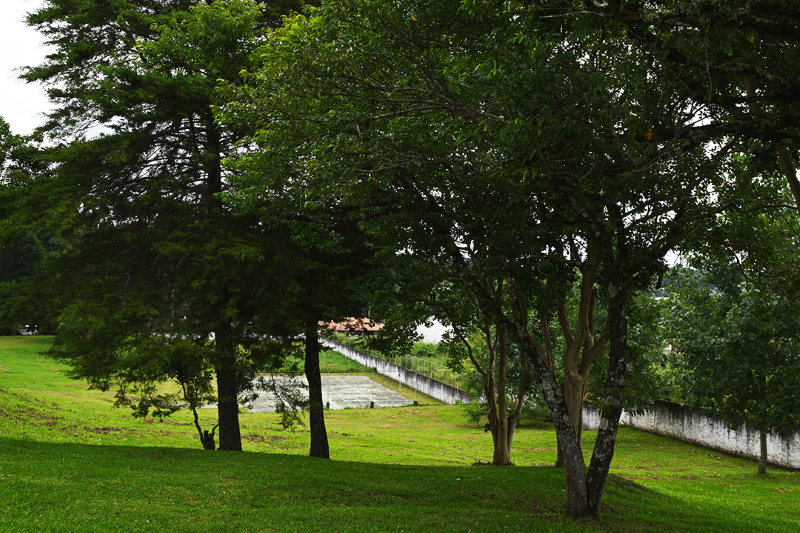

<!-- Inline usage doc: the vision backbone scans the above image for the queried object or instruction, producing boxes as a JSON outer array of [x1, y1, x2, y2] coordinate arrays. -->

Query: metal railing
[[326, 335, 464, 390]]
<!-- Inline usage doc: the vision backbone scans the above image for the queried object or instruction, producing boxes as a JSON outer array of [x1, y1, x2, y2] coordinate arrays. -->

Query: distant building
[[323, 317, 384, 337]]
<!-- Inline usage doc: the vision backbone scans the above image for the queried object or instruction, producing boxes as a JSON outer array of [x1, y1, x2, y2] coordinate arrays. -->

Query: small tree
[[668, 264, 800, 474]]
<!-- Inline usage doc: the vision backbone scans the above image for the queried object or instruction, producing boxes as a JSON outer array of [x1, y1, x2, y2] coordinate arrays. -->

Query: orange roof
[[323, 317, 384, 333]]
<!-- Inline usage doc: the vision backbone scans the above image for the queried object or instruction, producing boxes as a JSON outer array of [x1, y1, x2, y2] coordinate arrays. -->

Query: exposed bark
[[758, 429, 768, 475], [544, 251, 607, 467], [776, 140, 800, 210], [448, 295, 527, 466], [487, 327, 513, 465], [215, 362, 242, 451], [510, 309, 589, 517], [215, 323, 242, 451], [305, 322, 330, 459], [192, 405, 218, 451], [758, 373, 768, 475], [585, 289, 631, 516]]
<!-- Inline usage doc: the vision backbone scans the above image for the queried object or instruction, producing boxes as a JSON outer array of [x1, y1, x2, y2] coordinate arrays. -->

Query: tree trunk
[[213, 296, 243, 452], [513, 321, 589, 517], [215, 359, 242, 451], [192, 406, 218, 450], [305, 322, 329, 459], [491, 413, 511, 464], [758, 429, 768, 475], [493, 329, 511, 465], [555, 432, 565, 467], [585, 289, 631, 516], [215, 319, 242, 451]]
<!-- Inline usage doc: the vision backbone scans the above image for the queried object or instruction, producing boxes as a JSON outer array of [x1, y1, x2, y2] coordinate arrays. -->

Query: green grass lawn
[[1, 336, 798, 532]]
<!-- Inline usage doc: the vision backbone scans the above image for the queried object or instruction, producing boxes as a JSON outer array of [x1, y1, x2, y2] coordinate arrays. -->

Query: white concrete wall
[[320, 338, 471, 405], [584, 401, 800, 469]]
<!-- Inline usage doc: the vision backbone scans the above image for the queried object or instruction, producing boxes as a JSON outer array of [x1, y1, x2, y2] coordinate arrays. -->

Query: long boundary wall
[[583, 401, 800, 469], [320, 338, 470, 405]]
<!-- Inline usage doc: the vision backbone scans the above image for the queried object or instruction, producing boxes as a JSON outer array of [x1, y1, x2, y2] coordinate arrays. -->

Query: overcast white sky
[[1, 0, 53, 135]]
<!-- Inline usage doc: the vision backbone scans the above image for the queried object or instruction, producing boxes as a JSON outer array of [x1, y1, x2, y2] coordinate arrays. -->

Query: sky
[[0, 0, 53, 135]]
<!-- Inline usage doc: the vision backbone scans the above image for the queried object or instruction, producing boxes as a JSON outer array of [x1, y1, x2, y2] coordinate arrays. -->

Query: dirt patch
[[85, 426, 123, 434], [241, 434, 291, 444]]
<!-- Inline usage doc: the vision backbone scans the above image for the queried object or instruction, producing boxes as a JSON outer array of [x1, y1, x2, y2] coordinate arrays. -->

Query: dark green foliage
[[14, 0, 312, 450], [586, 291, 670, 415], [668, 263, 800, 439]]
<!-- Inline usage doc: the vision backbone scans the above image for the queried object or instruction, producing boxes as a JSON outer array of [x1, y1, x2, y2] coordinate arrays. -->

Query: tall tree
[[0, 117, 59, 335], [19, 0, 305, 451], [218, 0, 739, 516], [668, 262, 800, 474]]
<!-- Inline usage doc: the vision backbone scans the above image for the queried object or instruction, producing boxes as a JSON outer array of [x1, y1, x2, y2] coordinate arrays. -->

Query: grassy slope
[[0, 337, 797, 532]]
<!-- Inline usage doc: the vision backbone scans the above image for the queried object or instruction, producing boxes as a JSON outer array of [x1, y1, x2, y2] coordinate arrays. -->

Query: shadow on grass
[[0, 437, 789, 533]]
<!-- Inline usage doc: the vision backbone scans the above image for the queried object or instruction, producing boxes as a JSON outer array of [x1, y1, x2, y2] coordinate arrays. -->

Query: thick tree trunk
[[585, 290, 630, 515], [491, 415, 511, 465], [215, 322, 242, 451], [215, 359, 242, 451], [205, 121, 242, 452], [305, 322, 329, 459], [551, 256, 604, 469], [555, 432, 565, 467], [514, 323, 589, 517]]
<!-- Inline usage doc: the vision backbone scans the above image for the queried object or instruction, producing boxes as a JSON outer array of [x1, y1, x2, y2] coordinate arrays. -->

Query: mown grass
[[1, 336, 798, 532], [280, 348, 373, 374]]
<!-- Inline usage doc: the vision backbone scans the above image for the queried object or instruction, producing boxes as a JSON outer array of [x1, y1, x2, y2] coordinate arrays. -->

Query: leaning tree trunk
[[305, 322, 329, 459], [215, 322, 242, 451], [585, 289, 631, 515], [192, 406, 218, 450], [513, 321, 589, 517], [541, 375, 589, 517], [556, 377, 587, 468]]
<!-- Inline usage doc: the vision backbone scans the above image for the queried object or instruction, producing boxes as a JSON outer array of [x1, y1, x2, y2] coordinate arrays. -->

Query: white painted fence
[[319, 338, 470, 405], [583, 401, 800, 469]]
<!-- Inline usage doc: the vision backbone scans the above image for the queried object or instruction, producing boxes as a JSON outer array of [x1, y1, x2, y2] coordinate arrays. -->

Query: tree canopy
[[215, 0, 767, 517]]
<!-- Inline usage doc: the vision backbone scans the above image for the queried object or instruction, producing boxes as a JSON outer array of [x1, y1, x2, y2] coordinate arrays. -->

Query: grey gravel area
[[245, 375, 413, 413]]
